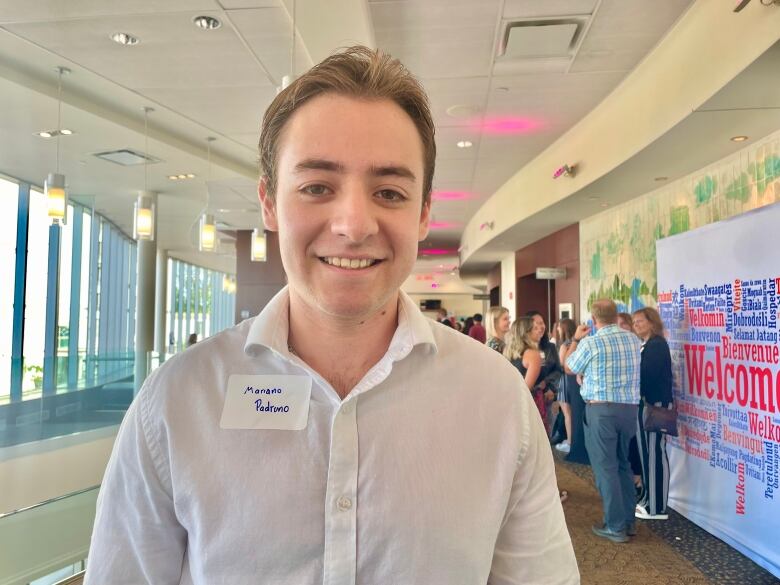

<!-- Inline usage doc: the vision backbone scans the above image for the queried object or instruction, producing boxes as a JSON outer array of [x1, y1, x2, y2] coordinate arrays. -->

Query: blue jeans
[[584, 402, 639, 533]]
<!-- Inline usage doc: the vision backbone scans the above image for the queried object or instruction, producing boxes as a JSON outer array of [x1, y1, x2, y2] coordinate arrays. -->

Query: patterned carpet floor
[[556, 457, 779, 585]]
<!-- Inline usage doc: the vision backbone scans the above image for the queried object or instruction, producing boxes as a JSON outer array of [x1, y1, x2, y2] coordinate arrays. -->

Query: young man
[[468, 312, 486, 343], [85, 47, 578, 584], [564, 299, 642, 543]]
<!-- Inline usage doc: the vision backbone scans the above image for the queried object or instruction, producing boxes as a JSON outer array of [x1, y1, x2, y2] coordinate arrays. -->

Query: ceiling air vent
[[496, 17, 588, 72], [93, 148, 161, 166]]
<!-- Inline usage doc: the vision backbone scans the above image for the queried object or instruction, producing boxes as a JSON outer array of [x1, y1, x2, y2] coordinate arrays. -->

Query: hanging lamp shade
[[134, 192, 156, 241], [251, 228, 267, 262], [45, 172, 67, 222], [199, 213, 216, 252]]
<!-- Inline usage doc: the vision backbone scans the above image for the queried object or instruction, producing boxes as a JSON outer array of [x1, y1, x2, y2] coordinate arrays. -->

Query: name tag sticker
[[220, 374, 311, 430]]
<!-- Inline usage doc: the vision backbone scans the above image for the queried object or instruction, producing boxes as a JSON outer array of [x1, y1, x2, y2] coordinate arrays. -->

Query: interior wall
[[500, 254, 516, 321], [580, 128, 780, 313], [0, 428, 117, 514], [407, 294, 484, 320], [486, 263, 501, 296], [515, 223, 580, 322], [234, 230, 286, 322]]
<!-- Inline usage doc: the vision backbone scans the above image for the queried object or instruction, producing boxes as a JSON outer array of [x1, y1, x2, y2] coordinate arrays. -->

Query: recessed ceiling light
[[457, 140, 473, 148], [654, 176, 669, 182], [495, 86, 509, 92], [186, 173, 195, 178], [446, 104, 479, 119], [177, 174, 187, 179], [35, 129, 75, 138], [600, 203, 609, 208], [168, 175, 179, 180], [193, 15, 221, 30], [730, 135, 749, 142], [586, 196, 600, 201], [110, 32, 139, 46]]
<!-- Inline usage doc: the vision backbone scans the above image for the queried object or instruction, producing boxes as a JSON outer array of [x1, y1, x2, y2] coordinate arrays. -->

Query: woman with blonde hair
[[486, 306, 510, 353], [505, 317, 546, 424], [506, 317, 571, 502]]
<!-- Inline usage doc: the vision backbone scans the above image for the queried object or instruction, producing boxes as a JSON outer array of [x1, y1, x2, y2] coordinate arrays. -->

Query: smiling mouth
[[320, 256, 381, 270]]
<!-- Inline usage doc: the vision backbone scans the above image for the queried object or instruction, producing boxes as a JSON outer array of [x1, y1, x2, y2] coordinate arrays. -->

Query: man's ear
[[258, 177, 278, 232], [418, 200, 431, 241]]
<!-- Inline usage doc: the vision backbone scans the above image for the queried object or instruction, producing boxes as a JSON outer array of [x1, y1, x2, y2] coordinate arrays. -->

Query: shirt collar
[[243, 286, 437, 359], [596, 324, 621, 336]]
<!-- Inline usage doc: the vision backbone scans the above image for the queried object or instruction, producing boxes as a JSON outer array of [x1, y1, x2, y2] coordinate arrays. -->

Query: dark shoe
[[626, 523, 637, 537], [550, 433, 565, 446], [591, 524, 629, 543]]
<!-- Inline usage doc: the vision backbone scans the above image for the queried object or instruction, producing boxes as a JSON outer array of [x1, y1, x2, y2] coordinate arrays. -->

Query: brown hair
[[617, 312, 634, 329], [591, 299, 618, 325], [259, 46, 436, 206], [558, 318, 577, 343], [632, 307, 665, 336], [504, 316, 538, 361]]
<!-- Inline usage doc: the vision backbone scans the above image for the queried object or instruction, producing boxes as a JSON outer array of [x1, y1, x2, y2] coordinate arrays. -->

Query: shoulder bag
[[643, 401, 678, 436]]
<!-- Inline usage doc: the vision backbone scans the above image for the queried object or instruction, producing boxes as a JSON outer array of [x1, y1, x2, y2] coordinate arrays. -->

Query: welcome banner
[[656, 202, 780, 577]]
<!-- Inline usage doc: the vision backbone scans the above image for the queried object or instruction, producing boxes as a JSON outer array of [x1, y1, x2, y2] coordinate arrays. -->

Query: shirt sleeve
[[565, 339, 591, 375], [84, 385, 187, 585], [488, 392, 580, 585]]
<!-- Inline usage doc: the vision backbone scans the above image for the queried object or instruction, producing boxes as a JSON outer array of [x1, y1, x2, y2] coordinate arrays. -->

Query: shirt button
[[337, 496, 352, 511], [341, 402, 354, 415]]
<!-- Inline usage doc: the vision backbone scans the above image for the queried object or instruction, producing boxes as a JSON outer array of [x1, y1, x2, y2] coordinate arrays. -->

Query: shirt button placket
[[323, 398, 359, 585]]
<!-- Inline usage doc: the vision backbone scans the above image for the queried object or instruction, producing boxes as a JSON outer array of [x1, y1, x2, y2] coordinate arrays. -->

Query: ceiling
[[458, 36, 780, 277], [0, 0, 695, 275]]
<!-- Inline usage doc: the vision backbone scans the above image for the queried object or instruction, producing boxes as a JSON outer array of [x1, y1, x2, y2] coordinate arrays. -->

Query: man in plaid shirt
[[564, 299, 641, 543]]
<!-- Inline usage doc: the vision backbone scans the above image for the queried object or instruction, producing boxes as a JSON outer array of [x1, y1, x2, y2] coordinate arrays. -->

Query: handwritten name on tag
[[220, 375, 311, 430]]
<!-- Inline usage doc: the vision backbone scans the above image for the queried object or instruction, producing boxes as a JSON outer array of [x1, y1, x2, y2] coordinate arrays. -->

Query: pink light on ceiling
[[428, 220, 460, 230], [431, 190, 474, 201], [474, 116, 541, 135], [419, 248, 458, 256]]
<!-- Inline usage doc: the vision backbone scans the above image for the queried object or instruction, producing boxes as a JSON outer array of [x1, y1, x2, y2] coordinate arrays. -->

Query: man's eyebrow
[[294, 158, 345, 173], [369, 165, 417, 182]]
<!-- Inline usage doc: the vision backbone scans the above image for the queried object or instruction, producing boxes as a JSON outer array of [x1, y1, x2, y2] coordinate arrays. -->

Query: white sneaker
[[635, 504, 668, 520], [555, 442, 571, 453]]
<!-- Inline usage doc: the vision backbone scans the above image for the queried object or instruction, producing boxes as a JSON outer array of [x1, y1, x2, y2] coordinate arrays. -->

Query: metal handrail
[[53, 570, 86, 585], [0, 484, 100, 519]]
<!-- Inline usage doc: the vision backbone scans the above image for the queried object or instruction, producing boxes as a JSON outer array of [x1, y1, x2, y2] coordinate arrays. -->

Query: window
[[0, 177, 19, 404], [21, 188, 49, 397]]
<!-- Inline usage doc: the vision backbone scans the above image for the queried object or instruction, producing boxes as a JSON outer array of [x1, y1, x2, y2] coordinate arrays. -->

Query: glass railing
[[0, 487, 97, 585], [0, 351, 175, 449]]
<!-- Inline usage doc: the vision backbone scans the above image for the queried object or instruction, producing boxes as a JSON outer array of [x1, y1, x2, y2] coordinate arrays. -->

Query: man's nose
[[330, 186, 379, 243]]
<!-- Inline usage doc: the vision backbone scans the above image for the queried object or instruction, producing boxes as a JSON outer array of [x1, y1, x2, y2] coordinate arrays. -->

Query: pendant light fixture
[[134, 106, 156, 241], [278, 0, 297, 92], [46, 66, 71, 223], [250, 227, 267, 262], [199, 137, 217, 252]]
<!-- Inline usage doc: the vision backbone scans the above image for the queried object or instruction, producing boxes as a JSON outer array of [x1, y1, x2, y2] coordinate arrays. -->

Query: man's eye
[[376, 189, 405, 202], [301, 184, 330, 196]]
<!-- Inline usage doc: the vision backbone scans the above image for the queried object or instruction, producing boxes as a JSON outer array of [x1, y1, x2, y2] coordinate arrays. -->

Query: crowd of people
[[438, 299, 675, 543]]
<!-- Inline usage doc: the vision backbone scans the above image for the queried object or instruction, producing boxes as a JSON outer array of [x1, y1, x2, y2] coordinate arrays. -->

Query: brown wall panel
[[514, 223, 581, 322]]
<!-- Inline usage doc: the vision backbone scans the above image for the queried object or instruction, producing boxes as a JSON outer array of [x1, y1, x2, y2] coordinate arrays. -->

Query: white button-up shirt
[[86, 289, 579, 584]]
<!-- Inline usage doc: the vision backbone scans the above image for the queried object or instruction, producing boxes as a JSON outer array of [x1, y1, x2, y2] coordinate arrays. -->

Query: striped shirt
[[566, 324, 641, 404]]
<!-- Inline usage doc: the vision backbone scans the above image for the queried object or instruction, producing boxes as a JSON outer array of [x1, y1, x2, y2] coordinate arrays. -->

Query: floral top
[[487, 337, 505, 354]]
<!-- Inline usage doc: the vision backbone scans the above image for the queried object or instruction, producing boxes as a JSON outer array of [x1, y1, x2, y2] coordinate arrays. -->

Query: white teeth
[[323, 257, 376, 270]]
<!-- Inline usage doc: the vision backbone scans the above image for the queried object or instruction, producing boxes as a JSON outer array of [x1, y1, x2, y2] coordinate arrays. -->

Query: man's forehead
[[275, 95, 424, 177]]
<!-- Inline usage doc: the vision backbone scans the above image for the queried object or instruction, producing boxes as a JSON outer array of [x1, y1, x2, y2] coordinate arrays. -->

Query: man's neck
[[287, 292, 400, 400]]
